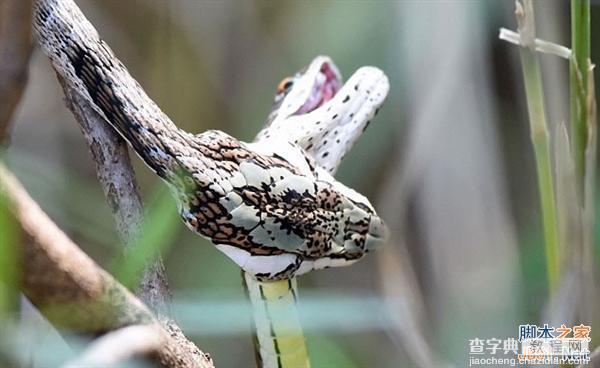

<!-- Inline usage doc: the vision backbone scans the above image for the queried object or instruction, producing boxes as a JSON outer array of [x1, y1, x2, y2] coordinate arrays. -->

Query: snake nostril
[[368, 216, 388, 240]]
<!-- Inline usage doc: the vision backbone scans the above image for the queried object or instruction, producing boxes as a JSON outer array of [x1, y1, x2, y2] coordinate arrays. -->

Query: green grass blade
[[515, 0, 560, 292], [111, 185, 180, 289], [570, 0, 591, 182], [0, 181, 19, 321]]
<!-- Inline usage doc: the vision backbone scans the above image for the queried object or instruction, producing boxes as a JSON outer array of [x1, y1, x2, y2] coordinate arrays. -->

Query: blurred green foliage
[[111, 186, 180, 289], [0, 174, 18, 322]]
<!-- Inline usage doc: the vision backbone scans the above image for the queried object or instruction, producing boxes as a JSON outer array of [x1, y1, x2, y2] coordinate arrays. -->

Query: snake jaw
[[259, 58, 389, 174], [295, 59, 342, 114], [272, 55, 342, 120]]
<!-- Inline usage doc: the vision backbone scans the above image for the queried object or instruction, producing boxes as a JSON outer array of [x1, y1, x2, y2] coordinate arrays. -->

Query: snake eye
[[277, 77, 294, 94]]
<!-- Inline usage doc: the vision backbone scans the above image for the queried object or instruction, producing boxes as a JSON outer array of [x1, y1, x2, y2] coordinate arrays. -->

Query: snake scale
[[32, 0, 389, 367]]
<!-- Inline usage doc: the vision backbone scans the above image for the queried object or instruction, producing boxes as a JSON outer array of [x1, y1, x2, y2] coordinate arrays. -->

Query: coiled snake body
[[33, 1, 389, 367]]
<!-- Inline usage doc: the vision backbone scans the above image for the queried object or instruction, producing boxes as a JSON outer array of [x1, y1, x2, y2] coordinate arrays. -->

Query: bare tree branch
[[0, 163, 214, 368], [57, 76, 171, 317], [0, 0, 33, 141], [33, 0, 172, 316]]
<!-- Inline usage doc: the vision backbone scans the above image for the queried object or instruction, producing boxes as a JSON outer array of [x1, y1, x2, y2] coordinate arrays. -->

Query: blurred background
[[3, 0, 599, 367]]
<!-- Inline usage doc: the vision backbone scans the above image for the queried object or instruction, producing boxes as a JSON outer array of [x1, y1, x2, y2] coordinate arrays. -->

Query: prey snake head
[[257, 55, 390, 174]]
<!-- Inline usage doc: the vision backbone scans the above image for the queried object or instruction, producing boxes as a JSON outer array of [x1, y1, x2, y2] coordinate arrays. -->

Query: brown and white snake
[[32, 1, 389, 366]]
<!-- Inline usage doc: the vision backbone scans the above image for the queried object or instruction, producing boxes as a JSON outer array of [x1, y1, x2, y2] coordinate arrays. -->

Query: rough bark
[[34, 0, 172, 316], [0, 164, 214, 368], [57, 75, 172, 316], [64, 325, 164, 367]]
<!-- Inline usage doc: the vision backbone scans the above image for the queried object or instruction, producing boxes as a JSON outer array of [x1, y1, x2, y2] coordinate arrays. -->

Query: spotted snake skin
[[33, 0, 389, 282], [33, 1, 390, 367]]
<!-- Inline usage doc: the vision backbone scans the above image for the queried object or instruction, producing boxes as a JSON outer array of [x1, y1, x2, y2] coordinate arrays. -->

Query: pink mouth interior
[[296, 63, 341, 115]]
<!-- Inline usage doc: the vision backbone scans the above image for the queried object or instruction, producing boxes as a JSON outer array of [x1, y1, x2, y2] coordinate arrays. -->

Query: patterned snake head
[[175, 132, 389, 281], [256, 55, 390, 174], [212, 56, 390, 280]]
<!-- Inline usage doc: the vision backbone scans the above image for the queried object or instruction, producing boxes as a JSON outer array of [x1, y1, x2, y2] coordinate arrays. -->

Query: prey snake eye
[[277, 77, 294, 94]]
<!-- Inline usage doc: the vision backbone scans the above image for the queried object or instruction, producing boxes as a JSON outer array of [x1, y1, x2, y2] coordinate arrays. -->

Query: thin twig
[[499, 28, 571, 59], [0, 163, 214, 368], [0, 0, 33, 142]]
